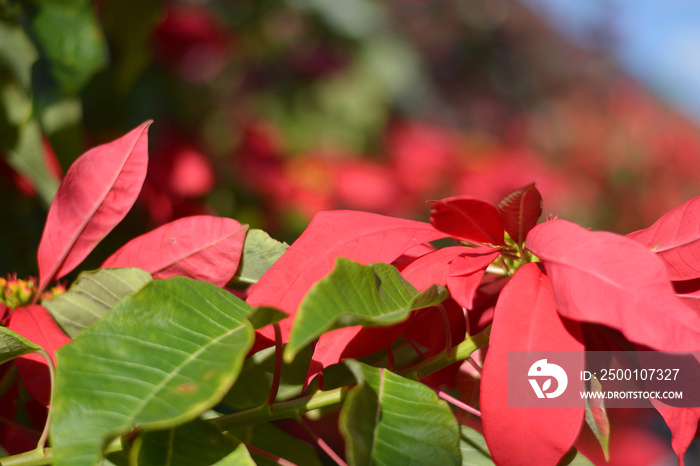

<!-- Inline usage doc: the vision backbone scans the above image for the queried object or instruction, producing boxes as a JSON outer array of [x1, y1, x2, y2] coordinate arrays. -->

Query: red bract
[[497, 182, 543, 245], [246, 210, 448, 383], [36, 121, 151, 295], [429, 196, 506, 246], [7, 305, 71, 406], [628, 196, 700, 281], [526, 219, 700, 352], [103, 215, 247, 287], [481, 263, 584, 466], [247, 210, 448, 340]]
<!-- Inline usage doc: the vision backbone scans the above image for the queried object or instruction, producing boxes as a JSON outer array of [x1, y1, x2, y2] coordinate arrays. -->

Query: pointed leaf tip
[[37, 121, 152, 294], [498, 183, 543, 245]]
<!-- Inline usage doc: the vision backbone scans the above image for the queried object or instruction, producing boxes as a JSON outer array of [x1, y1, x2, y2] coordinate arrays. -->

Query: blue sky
[[520, 0, 700, 123]]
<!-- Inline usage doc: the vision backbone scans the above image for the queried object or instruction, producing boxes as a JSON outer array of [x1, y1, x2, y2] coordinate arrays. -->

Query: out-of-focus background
[[3, 0, 700, 276]]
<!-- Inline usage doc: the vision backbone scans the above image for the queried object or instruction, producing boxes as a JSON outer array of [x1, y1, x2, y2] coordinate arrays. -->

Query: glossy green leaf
[[459, 426, 494, 466], [44, 267, 152, 338], [285, 258, 448, 361], [50, 277, 256, 466], [0, 326, 42, 365], [340, 360, 461, 466], [234, 229, 289, 285], [233, 423, 322, 466], [134, 418, 255, 466], [30, 0, 107, 95]]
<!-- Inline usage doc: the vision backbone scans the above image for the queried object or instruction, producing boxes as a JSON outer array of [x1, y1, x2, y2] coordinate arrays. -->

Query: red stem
[[431, 386, 481, 418], [298, 416, 348, 466], [386, 346, 395, 371], [266, 323, 283, 408], [245, 443, 298, 466]]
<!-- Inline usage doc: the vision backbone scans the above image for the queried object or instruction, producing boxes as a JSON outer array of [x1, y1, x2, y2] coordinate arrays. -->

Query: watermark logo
[[528, 359, 568, 398]]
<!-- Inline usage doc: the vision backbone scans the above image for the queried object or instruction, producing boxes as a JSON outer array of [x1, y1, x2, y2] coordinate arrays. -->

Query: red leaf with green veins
[[526, 219, 700, 351], [497, 183, 543, 245], [481, 263, 584, 466], [246, 210, 447, 344], [627, 196, 700, 280], [36, 122, 151, 294], [7, 305, 71, 406], [102, 215, 247, 287], [429, 196, 506, 245]]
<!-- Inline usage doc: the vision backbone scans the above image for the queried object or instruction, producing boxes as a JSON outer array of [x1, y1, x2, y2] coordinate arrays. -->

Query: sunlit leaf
[[526, 219, 700, 351], [480, 264, 584, 466], [628, 196, 700, 280], [285, 258, 448, 361], [43, 268, 152, 338], [459, 426, 494, 466], [103, 216, 247, 287], [233, 228, 288, 285], [50, 277, 255, 466], [37, 121, 151, 294], [247, 210, 447, 345], [340, 360, 461, 466]]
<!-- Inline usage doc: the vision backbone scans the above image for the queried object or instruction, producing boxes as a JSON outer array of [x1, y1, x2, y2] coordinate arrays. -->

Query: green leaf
[[583, 375, 610, 461], [50, 277, 256, 466], [459, 426, 494, 466], [246, 306, 288, 330], [340, 360, 461, 466], [0, 68, 59, 205], [234, 229, 289, 285], [0, 326, 42, 365], [233, 423, 322, 466], [134, 418, 255, 466], [44, 268, 153, 338], [1, 116, 59, 205], [285, 258, 448, 361], [30, 0, 107, 95], [0, 18, 38, 90]]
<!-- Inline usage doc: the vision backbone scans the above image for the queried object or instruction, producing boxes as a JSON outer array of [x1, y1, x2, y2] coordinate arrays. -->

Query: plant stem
[[485, 264, 508, 276], [36, 350, 55, 452], [266, 323, 283, 408], [298, 417, 348, 466], [397, 326, 490, 380], [0, 439, 122, 466], [212, 387, 347, 432]]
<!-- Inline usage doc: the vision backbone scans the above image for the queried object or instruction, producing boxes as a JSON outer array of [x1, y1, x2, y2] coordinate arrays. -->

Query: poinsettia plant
[[1, 122, 699, 466]]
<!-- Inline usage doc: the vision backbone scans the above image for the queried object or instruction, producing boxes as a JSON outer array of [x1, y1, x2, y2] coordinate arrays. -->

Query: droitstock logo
[[528, 358, 568, 399]]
